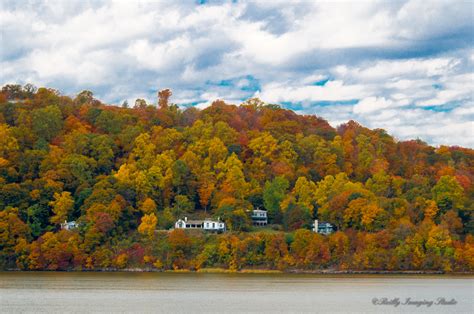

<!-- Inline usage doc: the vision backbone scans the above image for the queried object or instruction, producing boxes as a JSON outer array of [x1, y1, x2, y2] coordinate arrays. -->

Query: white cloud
[[353, 97, 393, 114], [418, 73, 473, 106], [337, 58, 459, 82], [258, 80, 368, 104], [0, 0, 472, 147]]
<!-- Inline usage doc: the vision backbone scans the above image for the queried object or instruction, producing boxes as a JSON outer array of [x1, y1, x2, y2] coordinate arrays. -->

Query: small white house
[[175, 218, 186, 229], [174, 217, 225, 232], [251, 209, 268, 226], [60, 220, 78, 230], [175, 217, 203, 229], [312, 219, 334, 235], [203, 218, 226, 231]]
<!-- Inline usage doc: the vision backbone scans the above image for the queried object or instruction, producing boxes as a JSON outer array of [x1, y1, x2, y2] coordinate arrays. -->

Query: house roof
[[203, 218, 221, 223], [177, 218, 223, 224], [319, 222, 333, 226], [185, 220, 204, 224], [62, 221, 77, 225]]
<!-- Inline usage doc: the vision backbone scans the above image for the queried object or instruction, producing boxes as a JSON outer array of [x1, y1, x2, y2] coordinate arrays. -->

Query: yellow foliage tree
[[0, 124, 19, 159], [248, 132, 277, 162], [49, 192, 74, 225], [138, 213, 158, 239], [423, 200, 439, 221], [282, 177, 317, 215], [360, 203, 384, 231], [141, 198, 157, 214]]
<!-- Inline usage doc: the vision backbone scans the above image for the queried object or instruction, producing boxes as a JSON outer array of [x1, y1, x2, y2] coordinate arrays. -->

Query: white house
[[203, 218, 226, 231], [174, 217, 225, 232], [312, 219, 334, 235], [251, 209, 268, 226], [60, 220, 78, 230]]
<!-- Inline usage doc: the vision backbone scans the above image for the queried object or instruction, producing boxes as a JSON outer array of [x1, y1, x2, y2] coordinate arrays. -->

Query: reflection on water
[[0, 272, 472, 313]]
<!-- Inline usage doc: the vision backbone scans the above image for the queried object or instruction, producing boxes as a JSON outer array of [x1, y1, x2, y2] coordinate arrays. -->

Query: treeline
[[10, 229, 474, 272], [0, 84, 473, 272]]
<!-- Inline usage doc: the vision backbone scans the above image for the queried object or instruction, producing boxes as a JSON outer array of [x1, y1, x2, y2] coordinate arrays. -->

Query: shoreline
[[3, 267, 473, 275]]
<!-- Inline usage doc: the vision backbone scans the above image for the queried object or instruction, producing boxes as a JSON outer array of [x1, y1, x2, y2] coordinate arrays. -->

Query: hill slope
[[0, 85, 473, 272]]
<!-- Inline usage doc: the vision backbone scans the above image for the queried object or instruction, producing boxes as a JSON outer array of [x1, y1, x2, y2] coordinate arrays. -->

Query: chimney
[[314, 219, 319, 233], [184, 217, 187, 222]]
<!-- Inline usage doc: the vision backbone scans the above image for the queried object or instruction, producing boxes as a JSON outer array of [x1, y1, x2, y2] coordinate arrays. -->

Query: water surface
[[0, 272, 472, 313]]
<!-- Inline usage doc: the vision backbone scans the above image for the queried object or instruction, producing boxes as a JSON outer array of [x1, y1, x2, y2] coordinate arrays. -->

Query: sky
[[1, 0, 473, 147]]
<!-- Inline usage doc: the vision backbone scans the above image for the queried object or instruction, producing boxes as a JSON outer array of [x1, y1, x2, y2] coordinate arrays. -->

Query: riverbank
[[4, 267, 473, 275]]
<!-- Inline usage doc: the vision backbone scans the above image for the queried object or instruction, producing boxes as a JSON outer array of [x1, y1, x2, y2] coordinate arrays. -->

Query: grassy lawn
[[248, 226, 285, 234]]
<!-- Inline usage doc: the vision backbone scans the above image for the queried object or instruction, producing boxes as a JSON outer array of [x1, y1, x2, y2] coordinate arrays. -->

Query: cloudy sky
[[1, 0, 473, 147]]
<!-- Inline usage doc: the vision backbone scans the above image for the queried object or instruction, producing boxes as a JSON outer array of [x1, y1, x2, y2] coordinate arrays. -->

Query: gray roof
[[203, 218, 221, 222], [178, 218, 223, 225], [185, 220, 204, 224]]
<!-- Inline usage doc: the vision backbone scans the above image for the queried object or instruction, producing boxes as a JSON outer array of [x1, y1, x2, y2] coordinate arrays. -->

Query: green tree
[[172, 195, 194, 217], [431, 176, 465, 212], [31, 105, 63, 141], [90, 135, 116, 173], [58, 154, 97, 189], [263, 176, 289, 224]]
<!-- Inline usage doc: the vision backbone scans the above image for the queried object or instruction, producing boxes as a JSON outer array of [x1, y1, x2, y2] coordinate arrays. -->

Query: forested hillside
[[0, 84, 473, 272]]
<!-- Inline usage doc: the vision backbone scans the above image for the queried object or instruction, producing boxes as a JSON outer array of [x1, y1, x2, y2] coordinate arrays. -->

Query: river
[[0, 272, 472, 313]]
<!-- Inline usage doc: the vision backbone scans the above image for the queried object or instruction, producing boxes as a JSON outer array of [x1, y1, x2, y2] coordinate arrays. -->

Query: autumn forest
[[0, 84, 473, 272]]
